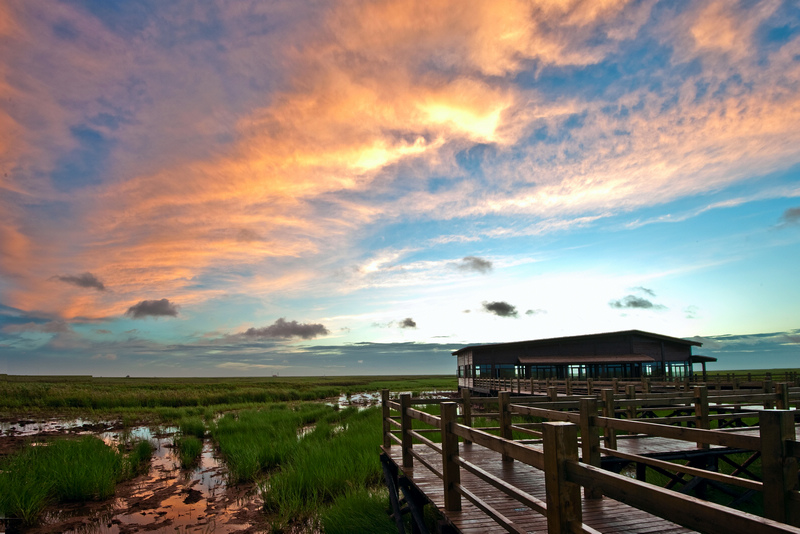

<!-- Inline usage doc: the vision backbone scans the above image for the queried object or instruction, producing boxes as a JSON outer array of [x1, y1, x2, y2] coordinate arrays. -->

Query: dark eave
[[517, 354, 656, 365], [452, 329, 702, 356]]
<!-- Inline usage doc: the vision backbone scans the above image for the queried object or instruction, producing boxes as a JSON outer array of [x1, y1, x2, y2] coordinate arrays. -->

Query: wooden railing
[[381, 388, 800, 534], [466, 375, 800, 399]]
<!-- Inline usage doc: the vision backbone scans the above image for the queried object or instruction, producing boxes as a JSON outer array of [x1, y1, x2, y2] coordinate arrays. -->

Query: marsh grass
[[260, 407, 384, 524], [319, 489, 397, 534], [0, 436, 153, 526], [175, 436, 204, 468], [179, 416, 206, 439], [0, 375, 455, 414], [212, 403, 333, 483]]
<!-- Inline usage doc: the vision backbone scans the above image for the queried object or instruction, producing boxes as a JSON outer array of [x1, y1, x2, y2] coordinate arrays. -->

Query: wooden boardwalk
[[384, 443, 694, 534], [380, 388, 800, 534]]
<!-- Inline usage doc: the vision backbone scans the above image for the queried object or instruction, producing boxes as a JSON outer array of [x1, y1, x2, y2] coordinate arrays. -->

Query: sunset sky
[[1, 0, 799, 376]]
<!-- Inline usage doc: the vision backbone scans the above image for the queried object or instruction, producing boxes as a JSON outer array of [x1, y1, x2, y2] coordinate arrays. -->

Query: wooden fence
[[468, 375, 800, 398], [381, 387, 800, 534]]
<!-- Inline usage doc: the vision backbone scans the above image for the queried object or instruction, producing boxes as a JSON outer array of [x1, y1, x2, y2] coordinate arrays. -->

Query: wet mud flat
[[0, 420, 267, 534]]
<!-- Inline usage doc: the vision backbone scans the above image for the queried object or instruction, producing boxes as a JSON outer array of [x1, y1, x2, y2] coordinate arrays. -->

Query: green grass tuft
[[319, 489, 397, 534], [0, 436, 153, 526], [175, 436, 204, 468]]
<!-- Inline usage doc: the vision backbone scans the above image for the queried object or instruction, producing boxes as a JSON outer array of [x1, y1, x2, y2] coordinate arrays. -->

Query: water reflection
[[2, 423, 261, 533]]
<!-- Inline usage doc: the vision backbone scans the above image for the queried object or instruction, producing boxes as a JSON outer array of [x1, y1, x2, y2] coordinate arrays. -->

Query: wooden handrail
[[598, 446, 763, 491], [408, 429, 442, 453], [454, 483, 527, 534], [456, 455, 547, 514], [451, 422, 546, 469], [565, 461, 800, 534], [594, 415, 762, 450], [383, 389, 800, 532]]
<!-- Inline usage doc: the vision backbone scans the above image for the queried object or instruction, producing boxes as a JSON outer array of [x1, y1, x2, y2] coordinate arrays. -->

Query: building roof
[[689, 355, 717, 363], [517, 354, 656, 365], [452, 329, 701, 356]]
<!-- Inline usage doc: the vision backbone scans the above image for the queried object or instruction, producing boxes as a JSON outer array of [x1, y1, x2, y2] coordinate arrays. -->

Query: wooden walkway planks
[[384, 444, 697, 534]]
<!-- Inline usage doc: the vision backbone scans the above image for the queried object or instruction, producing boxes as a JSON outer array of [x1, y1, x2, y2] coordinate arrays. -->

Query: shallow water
[[1, 422, 262, 533], [0, 418, 116, 437]]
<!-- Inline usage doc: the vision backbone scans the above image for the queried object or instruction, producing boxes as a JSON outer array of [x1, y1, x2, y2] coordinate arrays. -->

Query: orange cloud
[[3, 0, 800, 323]]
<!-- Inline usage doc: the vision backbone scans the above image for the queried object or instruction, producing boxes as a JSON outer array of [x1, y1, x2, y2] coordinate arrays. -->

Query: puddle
[[1, 418, 118, 437], [336, 391, 381, 409], [1, 424, 264, 534]]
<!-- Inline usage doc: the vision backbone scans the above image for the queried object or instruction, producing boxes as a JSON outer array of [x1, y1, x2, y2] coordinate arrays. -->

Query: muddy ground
[[0, 418, 271, 534]]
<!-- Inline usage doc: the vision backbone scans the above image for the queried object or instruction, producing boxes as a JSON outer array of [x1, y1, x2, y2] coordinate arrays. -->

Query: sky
[[1, 0, 799, 377]]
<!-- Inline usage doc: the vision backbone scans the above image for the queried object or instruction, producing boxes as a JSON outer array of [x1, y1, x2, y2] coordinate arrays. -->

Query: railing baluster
[[543, 422, 582, 534], [400, 393, 413, 469], [441, 402, 461, 511]]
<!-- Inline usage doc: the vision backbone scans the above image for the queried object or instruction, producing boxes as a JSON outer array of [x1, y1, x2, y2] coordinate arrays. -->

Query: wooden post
[[694, 386, 709, 449], [626, 384, 636, 420], [440, 402, 462, 512], [587, 378, 594, 396], [565, 377, 573, 396], [400, 393, 413, 469], [763, 380, 774, 409], [579, 398, 602, 499], [543, 422, 583, 534], [461, 388, 473, 445], [548, 386, 558, 402], [602, 389, 617, 449], [760, 410, 800, 526], [499, 391, 513, 462], [612, 378, 619, 394], [643, 378, 651, 394], [381, 389, 391, 449], [776, 383, 789, 410]]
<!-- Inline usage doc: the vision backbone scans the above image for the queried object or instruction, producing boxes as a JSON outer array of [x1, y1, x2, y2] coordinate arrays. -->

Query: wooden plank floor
[[384, 444, 696, 534]]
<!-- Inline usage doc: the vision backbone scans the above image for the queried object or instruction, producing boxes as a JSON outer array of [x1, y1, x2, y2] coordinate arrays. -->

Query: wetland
[[0, 375, 456, 533]]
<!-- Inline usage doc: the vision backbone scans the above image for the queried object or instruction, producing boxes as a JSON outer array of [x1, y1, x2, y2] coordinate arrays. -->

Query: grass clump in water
[[261, 407, 385, 525], [175, 436, 204, 468], [0, 436, 152, 526], [212, 403, 332, 483], [179, 416, 206, 439]]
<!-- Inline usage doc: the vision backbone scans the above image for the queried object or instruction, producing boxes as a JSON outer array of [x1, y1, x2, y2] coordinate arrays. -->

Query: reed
[[319, 489, 397, 534], [260, 407, 384, 523], [179, 416, 206, 439], [212, 403, 333, 483], [175, 436, 204, 468], [0, 375, 455, 413], [0, 436, 153, 526]]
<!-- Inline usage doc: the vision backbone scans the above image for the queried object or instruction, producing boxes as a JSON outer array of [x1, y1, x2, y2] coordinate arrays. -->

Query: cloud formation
[[455, 256, 493, 274], [243, 318, 329, 340], [0, 1, 799, 374], [482, 301, 518, 317], [52, 272, 106, 291], [125, 299, 180, 319], [399, 317, 417, 329], [609, 295, 667, 310], [631, 286, 655, 297], [780, 207, 800, 225]]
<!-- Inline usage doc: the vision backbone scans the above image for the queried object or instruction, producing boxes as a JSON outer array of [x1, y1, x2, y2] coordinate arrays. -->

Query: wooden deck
[[384, 443, 694, 534], [380, 388, 800, 534]]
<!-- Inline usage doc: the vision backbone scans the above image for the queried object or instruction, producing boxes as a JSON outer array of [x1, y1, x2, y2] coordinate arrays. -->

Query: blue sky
[[1, 0, 799, 376]]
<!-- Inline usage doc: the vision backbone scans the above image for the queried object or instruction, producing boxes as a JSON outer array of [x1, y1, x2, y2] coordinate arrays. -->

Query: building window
[[496, 364, 515, 378]]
